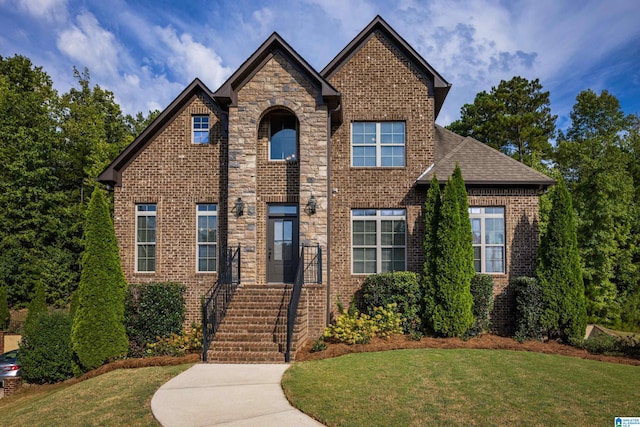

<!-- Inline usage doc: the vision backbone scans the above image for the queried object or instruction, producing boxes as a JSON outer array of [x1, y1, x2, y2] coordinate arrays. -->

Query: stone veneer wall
[[326, 30, 435, 316], [114, 94, 227, 325], [227, 52, 328, 332], [468, 187, 541, 335]]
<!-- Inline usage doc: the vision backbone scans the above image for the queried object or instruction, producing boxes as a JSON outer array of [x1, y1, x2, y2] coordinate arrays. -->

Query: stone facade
[[102, 16, 548, 346]]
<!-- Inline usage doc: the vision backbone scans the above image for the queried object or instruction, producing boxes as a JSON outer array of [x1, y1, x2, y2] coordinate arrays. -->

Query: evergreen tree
[[430, 177, 474, 337], [555, 89, 635, 327], [452, 164, 475, 284], [537, 178, 587, 344], [71, 187, 128, 373], [0, 286, 9, 330], [447, 76, 556, 166], [24, 280, 47, 333], [422, 175, 441, 323]]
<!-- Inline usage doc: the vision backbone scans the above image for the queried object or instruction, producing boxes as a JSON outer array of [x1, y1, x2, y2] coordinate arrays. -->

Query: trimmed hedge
[[360, 272, 422, 334], [466, 274, 494, 337], [125, 282, 186, 357], [513, 276, 544, 342], [19, 311, 74, 384]]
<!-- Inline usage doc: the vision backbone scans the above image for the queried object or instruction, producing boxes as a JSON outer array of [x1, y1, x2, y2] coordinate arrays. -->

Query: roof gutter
[[326, 102, 341, 326]]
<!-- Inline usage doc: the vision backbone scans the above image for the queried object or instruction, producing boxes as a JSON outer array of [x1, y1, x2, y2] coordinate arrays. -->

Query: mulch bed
[[294, 334, 640, 366]]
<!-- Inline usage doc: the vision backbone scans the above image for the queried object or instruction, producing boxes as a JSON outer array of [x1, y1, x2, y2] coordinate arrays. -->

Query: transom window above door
[[266, 110, 298, 161], [351, 121, 405, 167]]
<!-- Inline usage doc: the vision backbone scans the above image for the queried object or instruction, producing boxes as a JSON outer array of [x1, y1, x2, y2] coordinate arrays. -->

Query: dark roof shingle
[[416, 125, 555, 187]]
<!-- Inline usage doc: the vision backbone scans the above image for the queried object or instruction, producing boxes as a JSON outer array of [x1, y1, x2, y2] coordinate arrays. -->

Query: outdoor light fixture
[[232, 197, 244, 217], [305, 195, 317, 215]]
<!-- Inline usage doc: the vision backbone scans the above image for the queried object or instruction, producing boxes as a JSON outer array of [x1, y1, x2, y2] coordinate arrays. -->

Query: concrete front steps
[[205, 285, 308, 363]]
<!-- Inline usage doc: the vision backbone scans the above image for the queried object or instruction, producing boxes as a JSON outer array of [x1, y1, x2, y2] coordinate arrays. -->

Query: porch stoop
[[205, 285, 308, 363]]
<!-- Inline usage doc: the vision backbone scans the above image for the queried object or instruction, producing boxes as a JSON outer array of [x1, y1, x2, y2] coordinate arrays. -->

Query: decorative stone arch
[[257, 104, 302, 162]]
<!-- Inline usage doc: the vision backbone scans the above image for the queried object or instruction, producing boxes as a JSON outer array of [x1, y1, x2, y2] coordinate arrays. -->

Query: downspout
[[326, 102, 341, 325]]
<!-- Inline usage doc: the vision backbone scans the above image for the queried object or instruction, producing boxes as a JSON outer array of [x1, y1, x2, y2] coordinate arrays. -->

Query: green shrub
[[126, 282, 186, 357], [361, 272, 422, 333], [513, 276, 544, 342], [310, 338, 327, 352], [466, 274, 494, 337], [145, 323, 202, 357], [19, 311, 73, 384], [583, 334, 619, 355], [0, 286, 9, 330], [324, 303, 403, 345]]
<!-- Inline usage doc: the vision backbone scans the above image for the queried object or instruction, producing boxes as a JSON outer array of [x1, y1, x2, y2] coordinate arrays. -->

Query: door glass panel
[[273, 220, 293, 261]]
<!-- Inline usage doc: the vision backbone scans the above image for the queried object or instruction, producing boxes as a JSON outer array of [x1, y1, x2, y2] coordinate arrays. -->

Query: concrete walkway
[[151, 364, 324, 426]]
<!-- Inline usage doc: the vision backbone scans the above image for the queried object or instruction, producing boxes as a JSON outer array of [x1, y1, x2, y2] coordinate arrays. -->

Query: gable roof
[[321, 15, 451, 119], [416, 125, 556, 187], [97, 78, 218, 186], [212, 32, 340, 116]]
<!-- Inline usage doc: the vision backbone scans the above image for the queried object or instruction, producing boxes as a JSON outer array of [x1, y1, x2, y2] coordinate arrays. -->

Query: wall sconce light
[[232, 197, 244, 217], [305, 195, 317, 215]]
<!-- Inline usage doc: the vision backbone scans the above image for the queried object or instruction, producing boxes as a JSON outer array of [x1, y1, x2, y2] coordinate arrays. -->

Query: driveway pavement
[[151, 363, 324, 426]]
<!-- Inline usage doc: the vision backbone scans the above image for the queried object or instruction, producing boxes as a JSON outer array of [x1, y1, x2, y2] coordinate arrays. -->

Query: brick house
[[99, 16, 553, 362]]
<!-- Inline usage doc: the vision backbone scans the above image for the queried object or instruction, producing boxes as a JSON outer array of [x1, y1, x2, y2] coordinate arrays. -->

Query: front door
[[267, 205, 299, 283]]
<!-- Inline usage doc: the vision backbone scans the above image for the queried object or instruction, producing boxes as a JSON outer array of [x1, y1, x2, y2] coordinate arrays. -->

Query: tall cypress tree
[[537, 178, 587, 344], [423, 175, 442, 323], [71, 187, 128, 372], [452, 164, 475, 283], [430, 177, 474, 337]]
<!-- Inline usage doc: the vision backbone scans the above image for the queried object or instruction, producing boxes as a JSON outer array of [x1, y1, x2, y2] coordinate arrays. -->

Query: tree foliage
[[24, 280, 48, 334], [536, 178, 587, 344], [0, 56, 155, 309], [447, 76, 556, 167], [555, 89, 636, 327], [422, 175, 442, 320], [71, 188, 128, 373], [0, 286, 9, 330]]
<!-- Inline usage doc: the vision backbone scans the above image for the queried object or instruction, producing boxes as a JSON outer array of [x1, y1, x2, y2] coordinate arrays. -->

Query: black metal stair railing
[[201, 244, 241, 362], [285, 244, 322, 362]]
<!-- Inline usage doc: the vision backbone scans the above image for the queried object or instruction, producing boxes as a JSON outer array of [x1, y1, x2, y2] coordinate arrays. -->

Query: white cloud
[[56, 11, 121, 78], [12, 0, 68, 23], [155, 25, 232, 88]]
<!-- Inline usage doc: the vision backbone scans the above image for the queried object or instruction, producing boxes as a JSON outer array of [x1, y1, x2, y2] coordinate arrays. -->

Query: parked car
[[0, 350, 21, 387]]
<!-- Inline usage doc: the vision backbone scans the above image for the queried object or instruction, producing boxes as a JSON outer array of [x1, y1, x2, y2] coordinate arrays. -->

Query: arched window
[[266, 110, 298, 161]]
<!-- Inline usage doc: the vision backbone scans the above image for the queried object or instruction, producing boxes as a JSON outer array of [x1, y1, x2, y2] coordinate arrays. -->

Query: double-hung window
[[197, 204, 217, 272], [352, 122, 405, 167], [352, 209, 406, 274], [469, 207, 505, 273], [193, 115, 210, 144], [136, 204, 156, 272]]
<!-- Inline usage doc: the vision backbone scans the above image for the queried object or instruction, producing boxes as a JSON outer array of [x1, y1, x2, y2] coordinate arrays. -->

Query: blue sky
[[1, 0, 639, 131]]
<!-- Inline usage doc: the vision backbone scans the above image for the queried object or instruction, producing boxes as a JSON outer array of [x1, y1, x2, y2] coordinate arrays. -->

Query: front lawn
[[0, 364, 192, 426], [283, 349, 640, 426]]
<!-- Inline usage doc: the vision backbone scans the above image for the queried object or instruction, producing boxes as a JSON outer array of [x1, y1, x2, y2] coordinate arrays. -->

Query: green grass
[[0, 364, 193, 426], [283, 349, 640, 426]]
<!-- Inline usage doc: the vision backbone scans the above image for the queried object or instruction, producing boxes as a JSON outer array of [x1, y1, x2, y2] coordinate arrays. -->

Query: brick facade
[[103, 17, 548, 353]]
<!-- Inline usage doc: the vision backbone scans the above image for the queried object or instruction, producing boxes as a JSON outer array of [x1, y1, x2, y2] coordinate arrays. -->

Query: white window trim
[[196, 204, 217, 273], [351, 209, 407, 275], [135, 204, 156, 273], [351, 121, 406, 167], [192, 115, 210, 145], [469, 206, 506, 274]]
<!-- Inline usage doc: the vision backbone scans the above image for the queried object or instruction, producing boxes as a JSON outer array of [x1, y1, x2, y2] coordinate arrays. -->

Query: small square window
[[193, 116, 210, 144]]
